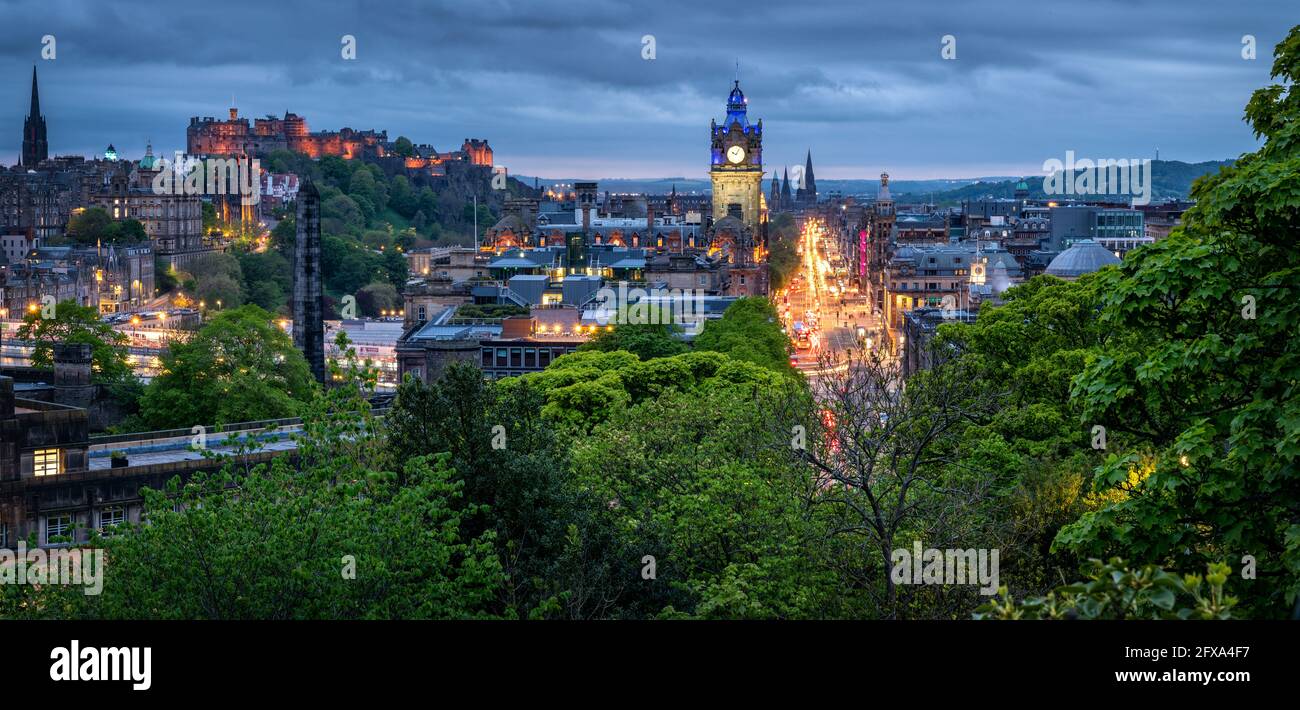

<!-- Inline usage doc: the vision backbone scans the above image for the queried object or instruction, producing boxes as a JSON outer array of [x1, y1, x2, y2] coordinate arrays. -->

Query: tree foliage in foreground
[[1054, 25, 1300, 615], [975, 559, 1238, 620], [5, 360, 503, 620], [137, 305, 315, 428], [693, 297, 795, 375], [16, 300, 134, 384]]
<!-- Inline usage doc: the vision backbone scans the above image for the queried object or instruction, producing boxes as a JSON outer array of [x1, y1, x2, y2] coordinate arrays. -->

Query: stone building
[[883, 243, 1022, 336], [395, 311, 584, 383], [901, 308, 978, 378], [87, 244, 156, 313], [1138, 199, 1193, 241], [89, 161, 210, 270], [188, 108, 388, 161], [710, 81, 765, 231], [862, 173, 897, 308], [187, 108, 494, 184], [3, 247, 98, 313], [0, 167, 89, 243], [0, 368, 293, 549]]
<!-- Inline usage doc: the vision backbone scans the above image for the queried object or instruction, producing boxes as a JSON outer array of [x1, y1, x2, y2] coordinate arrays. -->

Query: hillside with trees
[[893, 159, 1234, 206], [179, 148, 536, 319]]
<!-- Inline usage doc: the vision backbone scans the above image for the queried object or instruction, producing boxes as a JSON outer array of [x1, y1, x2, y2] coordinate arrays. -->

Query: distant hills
[[517, 159, 1233, 203], [888, 160, 1234, 206], [514, 175, 1022, 196]]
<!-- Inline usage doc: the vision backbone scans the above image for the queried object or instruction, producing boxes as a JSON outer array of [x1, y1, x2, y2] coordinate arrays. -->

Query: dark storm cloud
[[0, 0, 1290, 178]]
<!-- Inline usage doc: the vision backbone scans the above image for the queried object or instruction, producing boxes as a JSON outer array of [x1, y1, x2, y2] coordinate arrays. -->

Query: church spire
[[21, 65, 49, 167], [29, 65, 40, 119], [798, 150, 817, 206]]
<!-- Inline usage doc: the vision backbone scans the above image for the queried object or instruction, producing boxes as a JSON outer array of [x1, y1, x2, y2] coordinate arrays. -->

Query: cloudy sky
[[0, 0, 1290, 180]]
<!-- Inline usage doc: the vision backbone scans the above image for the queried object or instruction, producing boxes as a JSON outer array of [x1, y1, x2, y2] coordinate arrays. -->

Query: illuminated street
[[778, 215, 879, 377]]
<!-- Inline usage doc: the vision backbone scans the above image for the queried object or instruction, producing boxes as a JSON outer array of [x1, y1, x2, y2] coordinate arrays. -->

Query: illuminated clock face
[[726, 145, 746, 164]]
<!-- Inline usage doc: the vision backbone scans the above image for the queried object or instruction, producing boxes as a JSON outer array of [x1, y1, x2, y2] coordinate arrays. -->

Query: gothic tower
[[781, 167, 791, 209], [796, 150, 817, 207], [769, 173, 780, 212], [21, 66, 48, 167], [709, 80, 763, 231], [293, 179, 325, 383]]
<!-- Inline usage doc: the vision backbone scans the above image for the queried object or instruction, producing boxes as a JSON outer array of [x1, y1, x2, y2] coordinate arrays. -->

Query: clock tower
[[710, 80, 763, 231]]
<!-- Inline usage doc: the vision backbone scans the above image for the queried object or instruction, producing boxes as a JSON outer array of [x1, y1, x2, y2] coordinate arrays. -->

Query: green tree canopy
[[138, 305, 316, 428], [578, 305, 688, 361], [1056, 26, 1300, 617], [693, 297, 795, 374], [63, 208, 147, 246], [15, 300, 134, 384]]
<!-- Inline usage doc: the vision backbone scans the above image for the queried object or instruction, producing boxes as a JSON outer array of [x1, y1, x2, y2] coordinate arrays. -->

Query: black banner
[[2, 620, 1289, 698]]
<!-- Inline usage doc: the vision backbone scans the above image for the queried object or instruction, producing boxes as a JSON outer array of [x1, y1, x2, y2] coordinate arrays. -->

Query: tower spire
[[29, 65, 40, 119], [21, 65, 49, 167], [802, 149, 817, 204]]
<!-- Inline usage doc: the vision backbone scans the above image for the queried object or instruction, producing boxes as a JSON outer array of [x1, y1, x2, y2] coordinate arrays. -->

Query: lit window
[[34, 448, 61, 477]]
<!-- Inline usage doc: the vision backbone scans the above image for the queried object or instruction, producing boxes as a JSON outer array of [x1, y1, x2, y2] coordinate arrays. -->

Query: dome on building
[[491, 214, 526, 233], [139, 141, 158, 170], [723, 80, 749, 128], [727, 81, 746, 108], [1045, 239, 1121, 278], [712, 214, 745, 234]]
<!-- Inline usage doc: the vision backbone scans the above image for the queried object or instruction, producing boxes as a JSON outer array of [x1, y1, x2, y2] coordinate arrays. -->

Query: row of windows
[[43, 507, 127, 545], [481, 346, 577, 370], [892, 282, 951, 291], [1096, 214, 1142, 226]]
